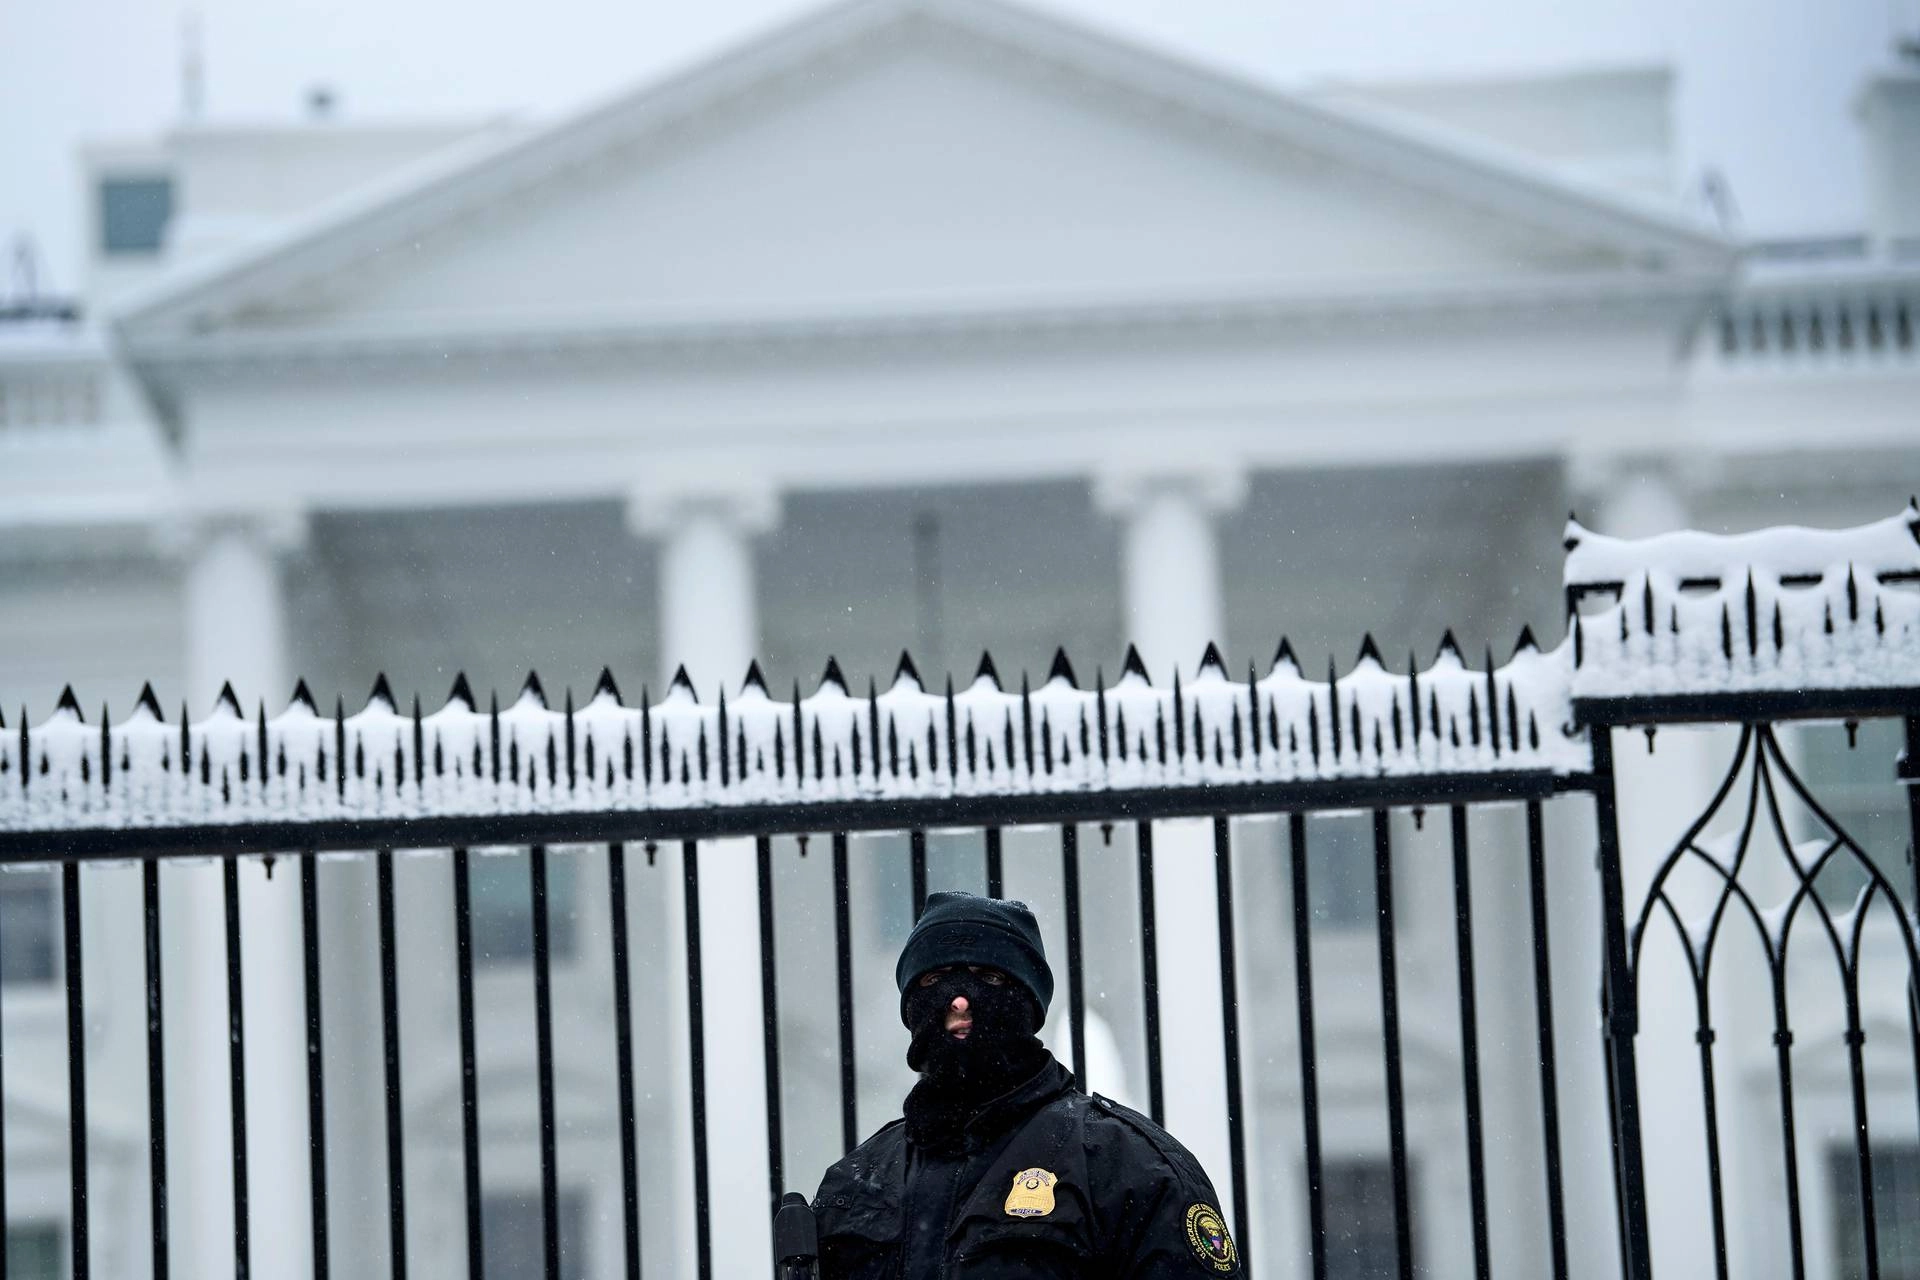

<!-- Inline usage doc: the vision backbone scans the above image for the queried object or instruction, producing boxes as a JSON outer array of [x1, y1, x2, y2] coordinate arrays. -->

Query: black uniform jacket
[[812, 1055, 1237, 1278]]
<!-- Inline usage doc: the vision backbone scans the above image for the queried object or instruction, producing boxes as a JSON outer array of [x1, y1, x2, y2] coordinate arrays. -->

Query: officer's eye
[[917, 968, 951, 987], [975, 969, 1007, 986]]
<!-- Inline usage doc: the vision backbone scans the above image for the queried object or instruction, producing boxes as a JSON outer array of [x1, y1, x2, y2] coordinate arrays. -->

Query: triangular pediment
[[119, 0, 1730, 343]]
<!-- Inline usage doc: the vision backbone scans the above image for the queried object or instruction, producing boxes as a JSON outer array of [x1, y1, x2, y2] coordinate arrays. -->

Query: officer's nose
[[951, 995, 969, 1014]]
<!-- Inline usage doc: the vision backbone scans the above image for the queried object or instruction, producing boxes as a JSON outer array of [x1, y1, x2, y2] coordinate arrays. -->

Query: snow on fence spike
[[1513, 625, 1539, 656], [1566, 505, 1920, 698], [1436, 630, 1463, 663], [1119, 645, 1151, 684], [290, 679, 319, 715], [666, 666, 696, 703], [893, 650, 923, 690], [519, 670, 548, 708], [214, 682, 242, 717], [1048, 648, 1078, 688], [1197, 642, 1227, 678], [594, 666, 624, 703], [820, 657, 849, 694], [55, 686, 83, 720], [1356, 634, 1384, 667], [973, 651, 1000, 689], [367, 673, 397, 711], [1271, 637, 1299, 675]]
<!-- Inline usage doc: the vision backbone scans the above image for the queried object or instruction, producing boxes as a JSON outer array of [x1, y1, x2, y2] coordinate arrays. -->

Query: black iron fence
[[1, 504, 1917, 1280]]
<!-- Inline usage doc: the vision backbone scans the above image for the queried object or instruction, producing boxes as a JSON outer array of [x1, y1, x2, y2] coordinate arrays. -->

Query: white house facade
[[1, 1, 1916, 1277]]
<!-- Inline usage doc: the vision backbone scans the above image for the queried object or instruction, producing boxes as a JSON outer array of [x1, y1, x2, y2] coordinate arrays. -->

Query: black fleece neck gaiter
[[902, 970, 1047, 1150]]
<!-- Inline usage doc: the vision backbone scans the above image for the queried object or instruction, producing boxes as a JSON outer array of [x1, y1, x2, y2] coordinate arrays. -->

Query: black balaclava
[[901, 967, 1048, 1149]]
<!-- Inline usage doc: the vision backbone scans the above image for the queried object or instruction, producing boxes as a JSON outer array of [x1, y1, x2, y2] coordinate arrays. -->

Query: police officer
[[812, 891, 1240, 1277]]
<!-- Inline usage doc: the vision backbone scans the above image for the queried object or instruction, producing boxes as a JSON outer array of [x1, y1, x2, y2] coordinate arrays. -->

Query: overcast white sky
[[1, 0, 1911, 295]]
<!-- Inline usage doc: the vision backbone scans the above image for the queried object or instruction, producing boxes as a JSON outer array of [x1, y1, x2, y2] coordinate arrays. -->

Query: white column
[[1096, 467, 1246, 1233], [629, 485, 778, 1278], [176, 512, 311, 1280]]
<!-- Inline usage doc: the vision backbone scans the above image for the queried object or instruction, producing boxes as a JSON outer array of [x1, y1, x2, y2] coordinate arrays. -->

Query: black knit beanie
[[895, 892, 1053, 1022]]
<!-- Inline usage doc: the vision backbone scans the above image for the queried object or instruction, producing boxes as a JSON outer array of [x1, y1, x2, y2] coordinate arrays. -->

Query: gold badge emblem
[[1185, 1203, 1238, 1273], [1004, 1167, 1057, 1218]]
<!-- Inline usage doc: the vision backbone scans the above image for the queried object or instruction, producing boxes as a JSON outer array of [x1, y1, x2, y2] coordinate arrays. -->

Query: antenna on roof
[[181, 10, 205, 120]]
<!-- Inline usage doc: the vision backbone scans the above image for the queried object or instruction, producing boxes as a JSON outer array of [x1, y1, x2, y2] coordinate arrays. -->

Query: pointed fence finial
[[667, 665, 697, 703], [1197, 641, 1227, 677], [1435, 630, 1462, 663], [820, 657, 849, 694], [1119, 644, 1150, 684], [56, 685, 83, 720], [287, 679, 317, 714], [136, 682, 165, 720], [1356, 634, 1383, 666], [894, 650, 922, 690], [594, 666, 623, 703], [1512, 624, 1539, 656], [445, 673, 475, 711], [1047, 647, 1078, 688], [215, 681, 242, 717], [973, 651, 1000, 687], [368, 673, 396, 711], [518, 670, 548, 708], [1271, 637, 1299, 675]]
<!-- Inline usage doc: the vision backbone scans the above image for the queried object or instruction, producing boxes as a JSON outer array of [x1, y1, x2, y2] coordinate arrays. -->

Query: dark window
[[469, 851, 578, 967], [1307, 812, 1374, 929], [0, 870, 59, 985], [1832, 1143, 1920, 1280], [6, 1222, 62, 1279], [99, 175, 174, 254], [1322, 1157, 1414, 1280], [483, 1187, 587, 1279]]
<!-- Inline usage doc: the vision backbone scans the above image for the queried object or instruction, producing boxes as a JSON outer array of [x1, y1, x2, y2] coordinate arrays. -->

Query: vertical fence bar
[[1056, 824, 1088, 1087], [984, 827, 1004, 900], [1212, 815, 1251, 1262], [910, 830, 928, 920], [529, 846, 560, 1280], [222, 856, 251, 1280], [63, 861, 89, 1280], [0, 863, 6, 1280], [1372, 810, 1413, 1280], [1903, 715, 1920, 1140], [683, 840, 713, 1280], [450, 849, 483, 1280], [300, 853, 330, 1280], [1524, 802, 1570, 1280], [1289, 814, 1327, 1280], [606, 843, 642, 1280], [1136, 821, 1164, 1126], [831, 833, 858, 1155], [1692, 980, 1731, 1280], [142, 861, 169, 1280], [755, 836, 786, 1218], [1589, 730, 1654, 1280], [376, 849, 408, 1280], [1449, 807, 1492, 1280]]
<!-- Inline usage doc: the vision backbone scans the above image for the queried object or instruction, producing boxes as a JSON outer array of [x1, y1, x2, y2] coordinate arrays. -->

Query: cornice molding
[[125, 269, 1729, 383]]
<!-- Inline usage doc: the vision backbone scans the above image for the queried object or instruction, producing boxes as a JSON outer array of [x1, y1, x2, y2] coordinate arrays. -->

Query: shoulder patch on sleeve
[[1184, 1202, 1240, 1273]]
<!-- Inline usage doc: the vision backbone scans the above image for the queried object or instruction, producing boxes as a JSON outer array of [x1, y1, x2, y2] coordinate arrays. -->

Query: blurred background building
[[1, 0, 1917, 1276]]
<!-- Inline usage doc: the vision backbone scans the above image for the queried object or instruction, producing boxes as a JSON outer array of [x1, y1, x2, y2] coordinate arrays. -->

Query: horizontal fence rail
[[0, 504, 1916, 1280]]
